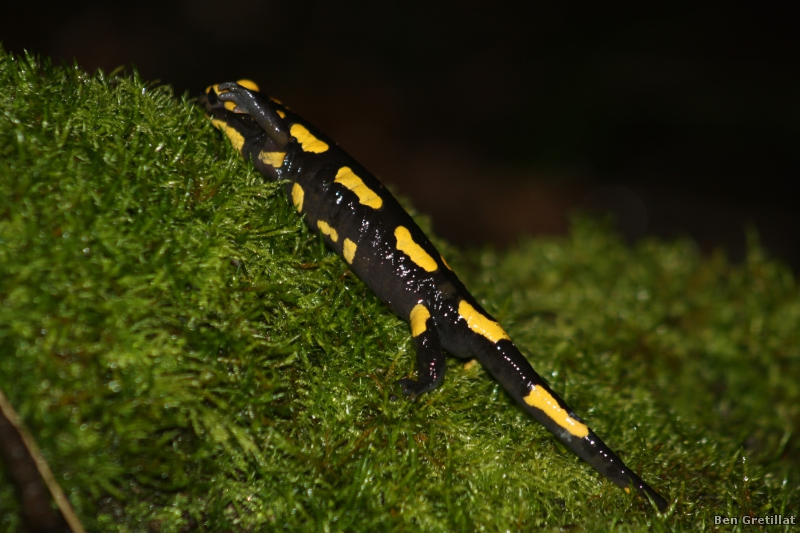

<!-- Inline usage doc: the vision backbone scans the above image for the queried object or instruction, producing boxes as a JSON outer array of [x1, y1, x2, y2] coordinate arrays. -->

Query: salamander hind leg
[[398, 304, 446, 401]]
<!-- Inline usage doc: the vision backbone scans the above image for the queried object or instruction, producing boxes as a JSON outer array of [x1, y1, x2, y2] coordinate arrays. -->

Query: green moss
[[0, 47, 797, 531]]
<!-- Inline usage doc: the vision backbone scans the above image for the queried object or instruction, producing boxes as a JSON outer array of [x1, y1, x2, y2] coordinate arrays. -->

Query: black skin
[[199, 82, 669, 511]]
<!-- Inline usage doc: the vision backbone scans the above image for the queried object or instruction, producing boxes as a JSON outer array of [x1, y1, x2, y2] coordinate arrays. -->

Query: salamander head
[[198, 81, 267, 154], [199, 80, 291, 151]]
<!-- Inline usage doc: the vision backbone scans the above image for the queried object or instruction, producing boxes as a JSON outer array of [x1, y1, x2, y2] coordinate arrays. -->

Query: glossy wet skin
[[200, 81, 669, 511]]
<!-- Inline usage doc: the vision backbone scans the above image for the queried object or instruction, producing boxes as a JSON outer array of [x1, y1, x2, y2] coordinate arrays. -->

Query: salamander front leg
[[398, 305, 446, 400]]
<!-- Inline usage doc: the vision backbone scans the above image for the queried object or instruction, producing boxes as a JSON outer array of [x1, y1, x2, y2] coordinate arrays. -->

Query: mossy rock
[[0, 47, 797, 531]]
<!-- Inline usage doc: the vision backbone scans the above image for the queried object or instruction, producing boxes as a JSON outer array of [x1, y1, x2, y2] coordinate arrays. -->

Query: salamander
[[199, 80, 668, 511]]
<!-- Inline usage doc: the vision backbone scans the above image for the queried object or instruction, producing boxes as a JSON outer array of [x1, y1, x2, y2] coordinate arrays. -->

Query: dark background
[[3, 2, 799, 269]]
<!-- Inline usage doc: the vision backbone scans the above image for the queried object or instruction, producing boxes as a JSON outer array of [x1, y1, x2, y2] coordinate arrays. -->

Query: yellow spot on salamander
[[343, 238, 357, 264], [277, 110, 286, 119], [317, 220, 339, 242], [441, 255, 452, 270], [410, 304, 430, 337], [291, 183, 304, 212], [258, 151, 286, 168], [236, 79, 260, 91], [523, 386, 589, 438], [210, 119, 245, 153], [290, 124, 329, 153], [624, 487, 631, 494], [394, 226, 437, 272], [457, 301, 510, 343], [334, 167, 384, 209], [223, 100, 237, 111]]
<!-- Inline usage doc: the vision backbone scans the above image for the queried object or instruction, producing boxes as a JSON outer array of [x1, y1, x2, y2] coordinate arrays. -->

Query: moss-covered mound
[[0, 47, 797, 531]]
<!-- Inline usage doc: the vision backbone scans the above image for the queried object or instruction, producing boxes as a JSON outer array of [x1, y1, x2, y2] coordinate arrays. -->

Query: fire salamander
[[199, 80, 668, 511]]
